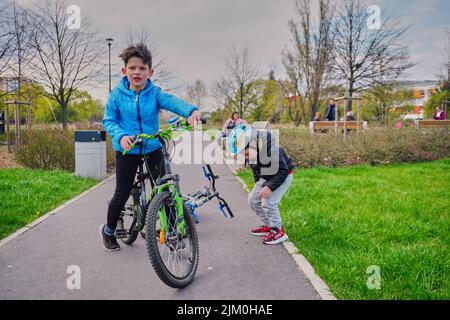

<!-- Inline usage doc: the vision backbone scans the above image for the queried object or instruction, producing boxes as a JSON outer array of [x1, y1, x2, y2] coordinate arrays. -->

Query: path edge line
[[226, 162, 337, 301]]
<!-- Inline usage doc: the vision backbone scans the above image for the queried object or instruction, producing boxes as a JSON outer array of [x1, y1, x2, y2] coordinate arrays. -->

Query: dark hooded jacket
[[248, 131, 295, 191]]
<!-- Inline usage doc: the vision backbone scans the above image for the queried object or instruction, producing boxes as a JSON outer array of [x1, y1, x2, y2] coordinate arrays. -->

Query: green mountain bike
[[116, 117, 233, 288]]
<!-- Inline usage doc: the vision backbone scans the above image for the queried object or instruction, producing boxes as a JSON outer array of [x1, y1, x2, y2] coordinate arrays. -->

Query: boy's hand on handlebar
[[120, 136, 133, 151], [188, 110, 202, 129]]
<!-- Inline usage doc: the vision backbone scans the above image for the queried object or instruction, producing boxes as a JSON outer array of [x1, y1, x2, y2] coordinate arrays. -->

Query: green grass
[[237, 160, 450, 300], [0, 168, 98, 240]]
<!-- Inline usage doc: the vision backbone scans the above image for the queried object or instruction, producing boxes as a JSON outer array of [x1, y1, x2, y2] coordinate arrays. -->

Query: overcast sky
[[16, 0, 450, 107]]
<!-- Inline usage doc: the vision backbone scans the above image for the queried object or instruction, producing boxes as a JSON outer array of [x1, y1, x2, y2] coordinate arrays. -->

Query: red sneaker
[[251, 225, 272, 236], [263, 227, 288, 245]]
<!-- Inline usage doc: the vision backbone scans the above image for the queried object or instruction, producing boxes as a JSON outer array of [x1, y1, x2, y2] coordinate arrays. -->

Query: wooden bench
[[415, 120, 450, 129], [310, 121, 367, 134]]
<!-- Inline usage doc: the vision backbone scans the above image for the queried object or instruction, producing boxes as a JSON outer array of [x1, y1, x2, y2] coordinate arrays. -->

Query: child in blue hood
[[100, 43, 202, 251]]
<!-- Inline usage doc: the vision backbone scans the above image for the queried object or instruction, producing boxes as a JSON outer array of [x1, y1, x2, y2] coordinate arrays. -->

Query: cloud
[[411, 0, 440, 15], [14, 0, 450, 103]]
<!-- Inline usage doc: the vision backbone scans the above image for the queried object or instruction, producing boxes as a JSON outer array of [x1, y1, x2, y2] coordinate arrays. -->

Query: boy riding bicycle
[[100, 43, 202, 251]]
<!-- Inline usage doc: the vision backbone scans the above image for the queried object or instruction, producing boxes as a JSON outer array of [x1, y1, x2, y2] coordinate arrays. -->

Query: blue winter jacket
[[103, 77, 198, 155]]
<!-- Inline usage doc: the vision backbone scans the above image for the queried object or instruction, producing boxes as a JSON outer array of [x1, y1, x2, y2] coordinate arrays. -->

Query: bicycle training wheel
[[145, 191, 199, 288]]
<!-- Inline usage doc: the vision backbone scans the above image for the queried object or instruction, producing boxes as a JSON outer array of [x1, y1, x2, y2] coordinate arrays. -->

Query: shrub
[[279, 127, 450, 168], [15, 126, 116, 172], [15, 129, 75, 171], [0, 128, 29, 145]]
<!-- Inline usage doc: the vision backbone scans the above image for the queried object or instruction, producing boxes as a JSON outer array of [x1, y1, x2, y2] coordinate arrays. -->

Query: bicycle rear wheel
[[145, 191, 199, 288], [118, 188, 141, 245]]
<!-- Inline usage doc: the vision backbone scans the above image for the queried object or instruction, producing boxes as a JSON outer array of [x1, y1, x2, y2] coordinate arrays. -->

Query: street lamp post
[[106, 38, 114, 93]]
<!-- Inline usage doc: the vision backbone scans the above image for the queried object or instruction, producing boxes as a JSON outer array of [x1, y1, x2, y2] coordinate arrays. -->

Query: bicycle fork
[[157, 184, 186, 244]]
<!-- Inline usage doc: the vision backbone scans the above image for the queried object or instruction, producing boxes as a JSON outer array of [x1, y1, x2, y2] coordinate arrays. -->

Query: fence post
[[344, 97, 348, 141], [335, 100, 339, 138], [357, 94, 361, 135], [6, 103, 10, 153]]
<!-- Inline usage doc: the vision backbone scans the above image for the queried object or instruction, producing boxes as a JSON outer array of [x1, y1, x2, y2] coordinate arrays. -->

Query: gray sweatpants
[[248, 174, 293, 230]]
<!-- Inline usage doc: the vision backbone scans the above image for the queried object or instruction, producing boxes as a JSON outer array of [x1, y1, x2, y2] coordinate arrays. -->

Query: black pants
[[107, 148, 165, 230]]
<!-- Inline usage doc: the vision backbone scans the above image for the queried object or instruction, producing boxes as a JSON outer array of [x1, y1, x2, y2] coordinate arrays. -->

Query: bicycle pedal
[[115, 229, 128, 238]]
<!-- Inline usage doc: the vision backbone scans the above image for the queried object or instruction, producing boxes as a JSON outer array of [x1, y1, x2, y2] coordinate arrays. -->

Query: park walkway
[[0, 133, 320, 300]]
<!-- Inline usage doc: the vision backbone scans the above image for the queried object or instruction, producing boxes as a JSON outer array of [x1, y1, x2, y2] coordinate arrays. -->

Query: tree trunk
[[310, 89, 320, 121], [61, 102, 68, 130], [347, 81, 354, 112], [27, 101, 32, 143]]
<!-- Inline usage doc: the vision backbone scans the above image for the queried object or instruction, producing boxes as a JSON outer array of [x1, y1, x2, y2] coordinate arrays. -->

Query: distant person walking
[[324, 99, 338, 121]]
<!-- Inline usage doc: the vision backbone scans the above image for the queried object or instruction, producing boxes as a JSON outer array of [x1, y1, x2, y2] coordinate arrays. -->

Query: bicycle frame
[[184, 164, 234, 223], [125, 119, 191, 241], [124, 117, 234, 241]]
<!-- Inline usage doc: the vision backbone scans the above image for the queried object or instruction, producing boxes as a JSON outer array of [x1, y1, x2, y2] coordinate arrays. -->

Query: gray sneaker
[[99, 224, 120, 251]]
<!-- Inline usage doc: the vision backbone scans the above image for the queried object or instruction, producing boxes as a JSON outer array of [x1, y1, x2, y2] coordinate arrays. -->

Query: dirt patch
[[0, 146, 21, 169]]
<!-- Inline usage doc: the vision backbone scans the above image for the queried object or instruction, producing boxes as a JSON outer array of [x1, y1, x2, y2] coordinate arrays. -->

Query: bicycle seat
[[157, 173, 179, 185]]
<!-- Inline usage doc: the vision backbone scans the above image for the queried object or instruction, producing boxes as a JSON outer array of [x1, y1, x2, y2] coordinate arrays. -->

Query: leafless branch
[[215, 45, 260, 117], [331, 0, 413, 109], [30, 0, 103, 129], [185, 79, 207, 109], [122, 27, 174, 89], [281, 0, 335, 125]]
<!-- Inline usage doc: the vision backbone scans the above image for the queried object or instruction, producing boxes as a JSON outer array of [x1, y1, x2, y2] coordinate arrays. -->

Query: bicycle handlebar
[[122, 117, 192, 155], [120, 117, 234, 220]]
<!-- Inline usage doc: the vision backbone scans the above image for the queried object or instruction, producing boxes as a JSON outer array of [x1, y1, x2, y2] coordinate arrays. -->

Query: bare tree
[[436, 28, 450, 118], [185, 79, 207, 109], [332, 0, 413, 110], [0, 1, 14, 77], [279, 56, 308, 126], [215, 45, 260, 117], [281, 0, 334, 125], [436, 28, 450, 84], [31, 0, 102, 129], [10, 1, 35, 91], [6, 1, 36, 146]]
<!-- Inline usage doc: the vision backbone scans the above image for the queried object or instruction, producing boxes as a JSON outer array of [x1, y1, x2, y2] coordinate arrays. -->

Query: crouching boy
[[228, 125, 295, 245]]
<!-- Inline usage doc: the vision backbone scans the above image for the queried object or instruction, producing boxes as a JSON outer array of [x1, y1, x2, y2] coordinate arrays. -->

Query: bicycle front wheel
[[145, 191, 199, 288]]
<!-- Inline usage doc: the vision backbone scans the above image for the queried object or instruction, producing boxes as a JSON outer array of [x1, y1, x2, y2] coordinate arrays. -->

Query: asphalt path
[[0, 133, 320, 300]]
